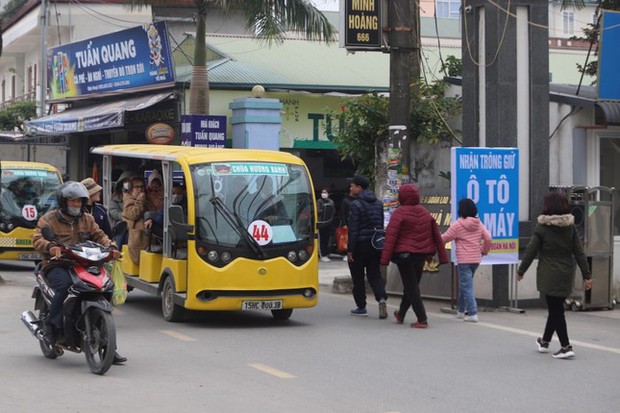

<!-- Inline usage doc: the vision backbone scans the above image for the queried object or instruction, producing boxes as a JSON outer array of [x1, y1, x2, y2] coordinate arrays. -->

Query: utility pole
[[39, 0, 48, 117], [377, 0, 417, 198]]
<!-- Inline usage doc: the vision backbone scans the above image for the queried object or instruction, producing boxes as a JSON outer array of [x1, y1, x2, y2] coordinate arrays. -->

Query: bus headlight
[[303, 288, 316, 298], [7, 223, 14, 230], [287, 251, 297, 262], [221, 251, 232, 263], [298, 249, 308, 261], [207, 250, 219, 262], [0, 222, 5, 230]]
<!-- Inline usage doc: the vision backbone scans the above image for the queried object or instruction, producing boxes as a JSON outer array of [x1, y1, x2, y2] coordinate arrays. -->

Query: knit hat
[[81, 177, 103, 197]]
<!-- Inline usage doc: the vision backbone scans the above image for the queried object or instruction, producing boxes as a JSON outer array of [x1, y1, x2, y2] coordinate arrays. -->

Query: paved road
[[1, 261, 619, 412]]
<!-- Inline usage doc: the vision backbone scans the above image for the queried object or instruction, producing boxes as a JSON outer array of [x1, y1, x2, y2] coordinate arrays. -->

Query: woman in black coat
[[517, 191, 592, 359]]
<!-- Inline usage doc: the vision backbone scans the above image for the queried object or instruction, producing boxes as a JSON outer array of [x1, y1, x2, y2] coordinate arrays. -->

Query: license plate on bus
[[19, 253, 42, 261], [242, 300, 283, 311]]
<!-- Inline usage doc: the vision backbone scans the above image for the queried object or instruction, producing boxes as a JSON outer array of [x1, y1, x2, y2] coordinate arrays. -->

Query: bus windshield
[[0, 168, 62, 228], [192, 162, 314, 248]]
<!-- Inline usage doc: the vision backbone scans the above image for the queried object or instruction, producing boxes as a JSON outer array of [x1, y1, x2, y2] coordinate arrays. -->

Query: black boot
[[113, 351, 127, 365], [43, 324, 58, 347]]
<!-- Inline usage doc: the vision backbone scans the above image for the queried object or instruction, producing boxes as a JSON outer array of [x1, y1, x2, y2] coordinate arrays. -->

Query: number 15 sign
[[451, 147, 519, 264]]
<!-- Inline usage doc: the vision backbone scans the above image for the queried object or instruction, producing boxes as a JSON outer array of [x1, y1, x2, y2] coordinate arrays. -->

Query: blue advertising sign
[[180, 115, 227, 148], [451, 147, 519, 264], [47, 21, 175, 101], [598, 11, 620, 100]]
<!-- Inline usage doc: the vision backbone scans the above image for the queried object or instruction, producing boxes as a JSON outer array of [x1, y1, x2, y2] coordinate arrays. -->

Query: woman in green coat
[[517, 191, 593, 359]]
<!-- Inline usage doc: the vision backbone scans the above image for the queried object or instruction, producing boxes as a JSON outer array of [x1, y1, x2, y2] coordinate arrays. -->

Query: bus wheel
[[161, 276, 184, 322], [271, 309, 293, 320]]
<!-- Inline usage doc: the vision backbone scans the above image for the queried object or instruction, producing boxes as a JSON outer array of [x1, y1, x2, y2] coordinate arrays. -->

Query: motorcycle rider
[[32, 181, 126, 364]]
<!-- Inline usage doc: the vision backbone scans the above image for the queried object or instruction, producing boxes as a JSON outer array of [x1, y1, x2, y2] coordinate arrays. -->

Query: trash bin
[[552, 186, 616, 311]]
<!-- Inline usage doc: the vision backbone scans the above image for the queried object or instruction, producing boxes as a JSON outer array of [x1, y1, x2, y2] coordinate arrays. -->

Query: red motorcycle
[[21, 230, 118, 375]]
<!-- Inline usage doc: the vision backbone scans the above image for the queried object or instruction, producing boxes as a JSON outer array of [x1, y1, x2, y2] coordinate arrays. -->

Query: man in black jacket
[[346, 175, 388, 319]]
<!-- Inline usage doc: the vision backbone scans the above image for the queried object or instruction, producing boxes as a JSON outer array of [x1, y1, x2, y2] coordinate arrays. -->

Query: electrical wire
[[433, 2, 446, 76], [54, 0, 62, 45], [463, 0, 511, 67]]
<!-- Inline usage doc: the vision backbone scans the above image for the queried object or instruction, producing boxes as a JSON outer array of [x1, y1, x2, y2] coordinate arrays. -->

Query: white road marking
[[160, 329, 197, 341], [249, 363, 296, 379]]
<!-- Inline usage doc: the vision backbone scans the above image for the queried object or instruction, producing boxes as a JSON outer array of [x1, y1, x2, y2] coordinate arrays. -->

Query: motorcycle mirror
[[41, 227, 56, 241]]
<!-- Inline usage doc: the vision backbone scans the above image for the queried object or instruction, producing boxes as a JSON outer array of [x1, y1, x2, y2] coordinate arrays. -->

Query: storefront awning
[[25, 91, 176, 136]]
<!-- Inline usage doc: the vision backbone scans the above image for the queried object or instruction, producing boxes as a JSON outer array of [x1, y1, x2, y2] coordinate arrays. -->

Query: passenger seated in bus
[[122, 176, 154, 265], [144, 182, 187, 247], [1, 178, 37, 217], [146, 170, 164, 210], [108, 170, 136, 247]]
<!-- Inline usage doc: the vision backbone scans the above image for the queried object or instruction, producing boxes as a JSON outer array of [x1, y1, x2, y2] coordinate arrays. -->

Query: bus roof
[[0, 161, 61, 172], [91, 144, 305, 165]]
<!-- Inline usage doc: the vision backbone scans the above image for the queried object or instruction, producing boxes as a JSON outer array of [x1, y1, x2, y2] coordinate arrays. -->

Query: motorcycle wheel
[[82, 307, 116, 375], [38, 305, 61, 359]]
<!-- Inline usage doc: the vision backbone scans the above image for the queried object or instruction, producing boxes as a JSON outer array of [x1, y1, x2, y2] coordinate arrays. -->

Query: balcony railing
[[0, 91, 37, 110]]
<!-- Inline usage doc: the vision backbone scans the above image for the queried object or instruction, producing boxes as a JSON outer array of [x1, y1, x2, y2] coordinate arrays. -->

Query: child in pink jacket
[[442, 198, 492, 322]]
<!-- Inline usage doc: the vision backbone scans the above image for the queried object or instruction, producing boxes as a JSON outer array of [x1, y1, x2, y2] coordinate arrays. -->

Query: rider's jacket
[[33, 209, 115, 270]]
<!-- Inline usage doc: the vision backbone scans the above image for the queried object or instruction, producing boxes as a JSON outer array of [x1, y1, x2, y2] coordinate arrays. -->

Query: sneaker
[[536, 337, 550, 353], [411, 321, 429, 329], [456, 311, 465, 319], [378, 300, 388, 319], [464, 314, 479, 323], [552, 345, 575, 359], [393, 311, 404, 324], [320, 256, 331, 263], [342, 255, 348, 261], [350, 308, 368, 317]]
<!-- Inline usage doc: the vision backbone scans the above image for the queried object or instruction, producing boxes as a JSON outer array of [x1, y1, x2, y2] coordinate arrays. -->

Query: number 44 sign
[[451, 147, 519, 264], [248, 220, 273, 246]]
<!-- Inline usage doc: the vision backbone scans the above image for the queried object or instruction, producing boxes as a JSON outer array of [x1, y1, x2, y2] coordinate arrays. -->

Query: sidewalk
[[318, 254, 352, 292]]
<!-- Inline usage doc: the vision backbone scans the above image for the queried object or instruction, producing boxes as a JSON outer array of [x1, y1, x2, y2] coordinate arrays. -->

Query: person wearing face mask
[[108, 171, 137, 247], [317, 187, 335, 262], [32, 182, 122, 359]]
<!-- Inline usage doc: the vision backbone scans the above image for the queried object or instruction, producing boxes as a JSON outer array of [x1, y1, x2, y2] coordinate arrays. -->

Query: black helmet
[[56, 181, 89, 216]]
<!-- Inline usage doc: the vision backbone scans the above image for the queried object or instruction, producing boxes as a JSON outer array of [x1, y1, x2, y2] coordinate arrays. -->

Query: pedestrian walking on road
[[380, 184, 448, 328], [347, 175, 388, 319], [517, 190, 593, 359], [441, 198, 492, 323]]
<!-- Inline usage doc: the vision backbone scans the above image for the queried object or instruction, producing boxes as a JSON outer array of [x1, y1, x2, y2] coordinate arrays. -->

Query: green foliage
[[0, 101, 37, 131], [331, 93, 389, 182], [441, 55, 462, 77], [568, 0, 620, 83], [329, 81, 462, 180]]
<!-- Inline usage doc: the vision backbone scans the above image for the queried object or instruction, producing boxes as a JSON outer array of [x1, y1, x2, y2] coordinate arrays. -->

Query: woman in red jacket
[[380, 184, 448, 328]]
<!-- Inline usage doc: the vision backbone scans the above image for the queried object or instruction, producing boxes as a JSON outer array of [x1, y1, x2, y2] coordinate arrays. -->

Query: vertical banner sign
[[451, 147, 519, 264], [341, 0, 383, 49], [180, 115, 227, 148], [597, 10, 620, 100]]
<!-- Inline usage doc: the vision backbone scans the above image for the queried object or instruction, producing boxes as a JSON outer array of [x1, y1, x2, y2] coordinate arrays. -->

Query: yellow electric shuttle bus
[[0, 161, 63, 261], [92, 144, 328, 321]]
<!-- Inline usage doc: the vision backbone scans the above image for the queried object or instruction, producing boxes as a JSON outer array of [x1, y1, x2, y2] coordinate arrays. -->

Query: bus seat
[[168, 205, 192, 259]]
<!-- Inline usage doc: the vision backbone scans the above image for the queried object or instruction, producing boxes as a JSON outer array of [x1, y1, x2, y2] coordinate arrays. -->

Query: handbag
[[355, 200, 385, 250], [336, 226, 348, 253]]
